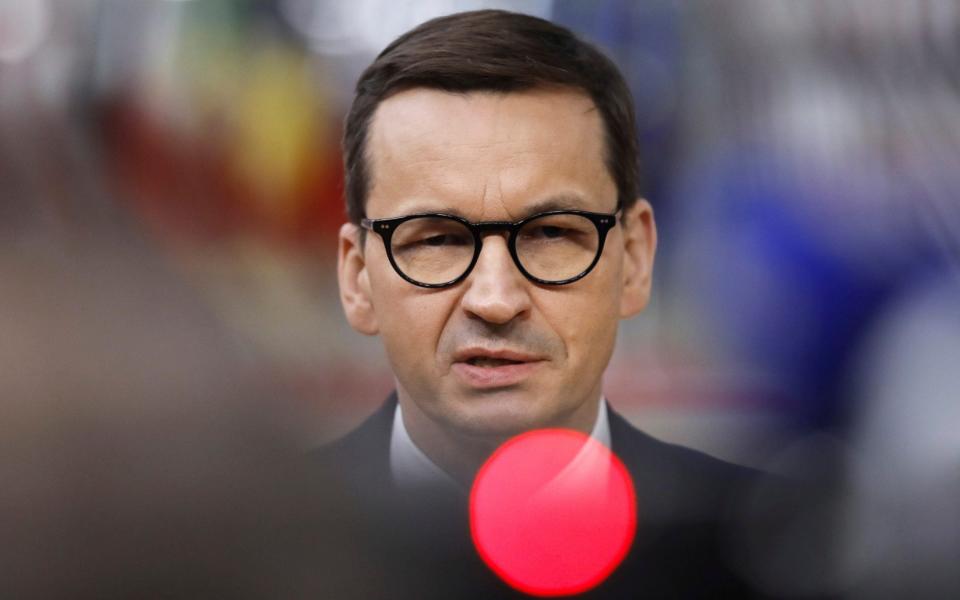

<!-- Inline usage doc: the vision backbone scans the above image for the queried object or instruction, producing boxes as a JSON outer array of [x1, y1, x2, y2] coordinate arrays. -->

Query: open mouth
[[466, 357, 525, 368], [452, 350, 542, 388]]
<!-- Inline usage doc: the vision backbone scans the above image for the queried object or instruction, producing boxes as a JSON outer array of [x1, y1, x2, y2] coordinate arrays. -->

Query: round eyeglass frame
[[360, 209, 620, 288]]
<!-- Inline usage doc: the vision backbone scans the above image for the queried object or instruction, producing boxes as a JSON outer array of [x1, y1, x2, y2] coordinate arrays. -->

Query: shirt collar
[[390, 396, 612, 492]]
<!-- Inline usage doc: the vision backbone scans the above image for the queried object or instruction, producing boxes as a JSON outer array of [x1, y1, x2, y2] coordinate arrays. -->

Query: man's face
[[341, 88, 653, 440]]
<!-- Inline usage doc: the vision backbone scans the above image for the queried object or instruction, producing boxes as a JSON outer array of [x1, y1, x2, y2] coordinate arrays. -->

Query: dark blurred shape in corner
[[0, 233, 369, 598]]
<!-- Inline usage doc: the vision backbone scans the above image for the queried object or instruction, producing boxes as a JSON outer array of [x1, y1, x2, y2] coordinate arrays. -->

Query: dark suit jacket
[[311, 394, 785, 599]]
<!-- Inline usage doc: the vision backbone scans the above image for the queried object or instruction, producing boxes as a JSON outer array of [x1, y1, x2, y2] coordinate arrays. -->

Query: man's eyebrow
[[521, 194, 592, 217], [372, 203, 468, 219], [388, 194, 594, 220], [398, 205, 469, 219]]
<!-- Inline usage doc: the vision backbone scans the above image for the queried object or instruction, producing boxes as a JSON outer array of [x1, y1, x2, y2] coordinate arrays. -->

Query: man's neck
[[397, 399, 501, 488], [395, 389, 603, 489]]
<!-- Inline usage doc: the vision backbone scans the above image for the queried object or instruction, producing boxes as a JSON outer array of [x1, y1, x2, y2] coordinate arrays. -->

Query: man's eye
[[527, 226, 570, 239], [541, 226, 565, 238], [423, 235, 449, 246], [415, 233, 470, 247]]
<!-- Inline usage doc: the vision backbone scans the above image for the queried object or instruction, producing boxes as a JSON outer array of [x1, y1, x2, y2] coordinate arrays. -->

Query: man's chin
[[431, 389, 560, 441]]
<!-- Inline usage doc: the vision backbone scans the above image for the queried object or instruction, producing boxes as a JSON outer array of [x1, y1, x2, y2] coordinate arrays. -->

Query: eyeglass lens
[[389, 214, 601, 285]]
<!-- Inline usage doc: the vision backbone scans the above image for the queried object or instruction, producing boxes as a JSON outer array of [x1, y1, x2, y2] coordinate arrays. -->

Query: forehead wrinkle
[[478, 172, 516, 221]]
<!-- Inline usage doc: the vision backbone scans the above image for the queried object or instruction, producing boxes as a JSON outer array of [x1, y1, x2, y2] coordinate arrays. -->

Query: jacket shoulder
[[306, 395, 397, 485], [607, 404, 765, 522]]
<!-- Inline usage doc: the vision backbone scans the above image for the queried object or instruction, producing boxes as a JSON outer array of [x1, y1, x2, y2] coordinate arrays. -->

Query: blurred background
[[2, 0, 958, 597]]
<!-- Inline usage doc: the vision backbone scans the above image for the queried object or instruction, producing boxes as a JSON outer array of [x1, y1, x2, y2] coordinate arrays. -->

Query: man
[[318, 10, 781, 598]]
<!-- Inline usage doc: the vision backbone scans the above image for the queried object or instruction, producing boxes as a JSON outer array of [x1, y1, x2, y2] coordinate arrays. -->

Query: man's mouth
[[453, 347, 540, 366], [451, 349, 544, 388], [465, 356, 525, 368]]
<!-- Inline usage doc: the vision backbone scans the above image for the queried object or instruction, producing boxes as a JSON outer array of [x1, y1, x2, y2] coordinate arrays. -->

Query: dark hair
[[342, 9, 640, 224]]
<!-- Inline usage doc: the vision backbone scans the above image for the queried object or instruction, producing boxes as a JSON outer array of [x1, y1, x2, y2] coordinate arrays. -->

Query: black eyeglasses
[[360, 210, 619, 288]]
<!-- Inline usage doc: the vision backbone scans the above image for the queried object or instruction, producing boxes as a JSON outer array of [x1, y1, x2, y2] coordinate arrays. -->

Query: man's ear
[[338, 223, 379, 335], [618, 199, 657, 319]]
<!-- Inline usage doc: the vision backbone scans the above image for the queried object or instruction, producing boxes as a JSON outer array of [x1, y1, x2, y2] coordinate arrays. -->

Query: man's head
[[338, 10, 656, 447], [342, 9, 642, 225]]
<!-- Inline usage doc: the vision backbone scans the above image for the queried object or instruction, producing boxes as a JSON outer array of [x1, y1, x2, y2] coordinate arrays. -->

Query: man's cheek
[[382, 319, 441, 381], [564, 314, 616, 369]]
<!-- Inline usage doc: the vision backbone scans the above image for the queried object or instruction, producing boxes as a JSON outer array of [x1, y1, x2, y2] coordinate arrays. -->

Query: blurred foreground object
[[0, 237, 369, 599], [843, 270, 960, 598]]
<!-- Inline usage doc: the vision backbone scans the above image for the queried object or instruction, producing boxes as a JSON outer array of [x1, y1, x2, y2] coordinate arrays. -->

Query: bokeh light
[[470, 429, 636, 596]]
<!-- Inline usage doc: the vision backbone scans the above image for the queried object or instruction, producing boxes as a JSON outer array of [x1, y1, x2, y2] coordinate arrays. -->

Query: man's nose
[[460, 235, 532, 324]]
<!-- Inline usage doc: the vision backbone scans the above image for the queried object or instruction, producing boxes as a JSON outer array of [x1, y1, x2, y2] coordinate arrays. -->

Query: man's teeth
[[467, 357, 521, 367]]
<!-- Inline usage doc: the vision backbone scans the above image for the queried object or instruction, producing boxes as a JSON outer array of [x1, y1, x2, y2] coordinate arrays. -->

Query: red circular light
[[470, 429, 636, 597]]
